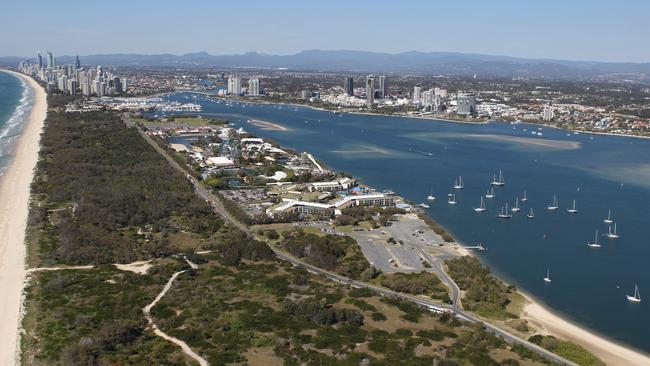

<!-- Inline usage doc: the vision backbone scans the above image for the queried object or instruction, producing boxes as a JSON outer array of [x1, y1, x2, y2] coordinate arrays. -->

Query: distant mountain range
[[3, 50, 650, 81]]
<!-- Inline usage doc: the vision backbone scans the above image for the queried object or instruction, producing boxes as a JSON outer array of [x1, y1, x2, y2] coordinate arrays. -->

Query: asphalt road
[[133, 121, 577, 366]]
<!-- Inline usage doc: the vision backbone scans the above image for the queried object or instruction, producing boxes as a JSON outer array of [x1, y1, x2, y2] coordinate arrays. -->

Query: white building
[[307, 177, 356, 192], [266, 193, 395, 217], [413, 86, 422, 105], [542, 105, 555, 121], [248, 78, 260, 96], [227, 76, 242, 95], [206, 156, 235, 167]]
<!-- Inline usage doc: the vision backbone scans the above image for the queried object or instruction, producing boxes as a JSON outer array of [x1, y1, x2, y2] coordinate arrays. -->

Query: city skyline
[[1, 0, 649, 63]]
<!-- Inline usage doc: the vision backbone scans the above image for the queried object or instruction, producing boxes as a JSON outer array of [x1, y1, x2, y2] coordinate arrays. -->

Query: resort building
[[307, 177, 356, 192], [266, 192, 394, 217]]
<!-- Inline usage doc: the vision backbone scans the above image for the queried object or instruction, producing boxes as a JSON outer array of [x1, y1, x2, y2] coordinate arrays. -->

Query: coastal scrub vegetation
[[20, 265, 188, 365], [529, 335, 605, 366], [377, 271, 450, 302], [446, 256, 517, 319], [279, 230, 370, 279], [334, 205, 405, 227], [27, 106, 224, 266], [150, 258, 548, 366], [19, 103, 578, 366]]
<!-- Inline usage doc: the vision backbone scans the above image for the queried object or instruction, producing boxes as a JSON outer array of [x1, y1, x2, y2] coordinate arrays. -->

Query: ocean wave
[[0, 77, 33, 176], [0, 78, 32, 141]]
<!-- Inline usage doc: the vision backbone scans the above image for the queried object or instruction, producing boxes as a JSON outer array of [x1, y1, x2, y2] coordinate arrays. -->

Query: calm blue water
[[154, 93, 650, 353], [0, 71, 32, 177]]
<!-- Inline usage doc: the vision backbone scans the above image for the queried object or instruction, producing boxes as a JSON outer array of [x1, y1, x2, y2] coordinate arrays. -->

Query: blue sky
[[1, 0, 648, 62]]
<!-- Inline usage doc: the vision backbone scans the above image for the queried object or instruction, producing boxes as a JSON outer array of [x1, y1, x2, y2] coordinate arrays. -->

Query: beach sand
[[521, 293, 650, 366], [0, 70, 47, 365]]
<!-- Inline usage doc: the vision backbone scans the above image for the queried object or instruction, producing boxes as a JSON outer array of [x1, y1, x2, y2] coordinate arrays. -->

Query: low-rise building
[[307, 177, 356, 192]]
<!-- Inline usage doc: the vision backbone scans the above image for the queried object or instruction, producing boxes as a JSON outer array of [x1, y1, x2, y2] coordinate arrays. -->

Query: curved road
[[133, 121, 577, 366]]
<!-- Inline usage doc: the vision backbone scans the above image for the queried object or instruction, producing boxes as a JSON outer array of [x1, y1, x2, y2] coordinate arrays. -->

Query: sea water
[[0, 71, 33, 177], [153, 92, 650, 354]]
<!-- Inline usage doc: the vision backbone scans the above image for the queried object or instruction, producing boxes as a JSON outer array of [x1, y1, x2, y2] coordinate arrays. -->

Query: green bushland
[[377, 271, 450, 302], [334, 205, 405, 227], [29, 105, 223, 265], [152, 259, 537, 366], [446, 256, 517, 319], [529, 335, 605, 366], [279, 230, 370, 279], [21, 102, 572, 366], [21, 266, 187, 365]]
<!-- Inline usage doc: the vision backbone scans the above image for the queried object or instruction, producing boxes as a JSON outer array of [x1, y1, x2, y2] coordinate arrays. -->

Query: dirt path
[[143, 270, 208, 366]]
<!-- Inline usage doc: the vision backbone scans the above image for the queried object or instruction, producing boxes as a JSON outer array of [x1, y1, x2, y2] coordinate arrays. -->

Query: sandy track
[[143, 270, 208, 366]]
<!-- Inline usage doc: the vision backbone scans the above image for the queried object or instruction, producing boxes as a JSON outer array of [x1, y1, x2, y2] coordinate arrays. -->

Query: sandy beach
[[0, 70, 47, 365], [521, 293, 650, 366]]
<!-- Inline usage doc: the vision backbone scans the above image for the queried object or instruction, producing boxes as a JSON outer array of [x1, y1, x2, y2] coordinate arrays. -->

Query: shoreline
[[0, 70, 47, 365], [519, 291, 650, 366], [174, 91, 650, 139], [162, 90, 650, 362]]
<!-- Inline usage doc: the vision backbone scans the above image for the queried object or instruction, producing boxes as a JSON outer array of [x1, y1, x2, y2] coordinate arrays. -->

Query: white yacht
[[511, 197, 521, 212], [604, 210, 613, 224], [427, 190, 436, 201], [527, 208, 535, 219], [448, 193, 457, 205], [491, 170, 505, 186], [567, 199, 579, 214], [418, 203, 430, 209], [453, 176, 464, 190], [606, 223, 619, 239], [473, 197, 486, 212], [498, 203, 512, 219], [521, 190, 528, 202], [587, 230, 601, 248], [485, 187, 495, 199], [627, 285, 641, 303], [544, 269, 551, 283], [547, 195, 559, 211]]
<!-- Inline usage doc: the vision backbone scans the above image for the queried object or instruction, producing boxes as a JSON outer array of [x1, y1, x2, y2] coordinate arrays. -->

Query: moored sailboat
[[527, 208, 535, 219], [587, 230, 601, 248], [491, 170, 505, 186], [627, 285, 641, 303], [544, 269, 551, 283], [426, 190, 436, 201], [511, 197, 521, 212], [567, 199, 579, 214], [453, 176, 464, 190], [485, 187, 495, 199], [606, 223, 619, 239], [473, 196, 486, 212], [604, 210, 613, 224], [498, 203, 512, 218], [547, 195, 559, 211]]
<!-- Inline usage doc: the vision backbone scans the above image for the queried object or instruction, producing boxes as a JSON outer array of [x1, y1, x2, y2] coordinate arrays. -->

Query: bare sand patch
[[114, 260, 153, 275]]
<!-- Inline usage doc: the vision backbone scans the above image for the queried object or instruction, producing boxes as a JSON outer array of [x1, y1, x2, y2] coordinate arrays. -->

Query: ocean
[[151, 92, 650, 354], [0, 71, 32, 178]]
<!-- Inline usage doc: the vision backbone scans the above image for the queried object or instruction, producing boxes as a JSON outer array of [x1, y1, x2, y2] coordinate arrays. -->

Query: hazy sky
[[2, 0, 649, 62]]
